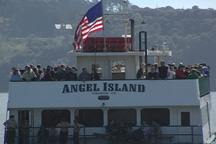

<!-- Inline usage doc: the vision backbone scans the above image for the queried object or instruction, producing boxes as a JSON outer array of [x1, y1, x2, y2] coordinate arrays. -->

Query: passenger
[[49, 126, 58, 144], [41, 68, 53, 81], [124, 123, 133, 136], [20, 119, 30, 144], [141, 120, 150, 144], [146, 67, 158, 80], [78, 68, 91, 81], [157, 60, 170, 79], [172, 63, 176, 67], [194, 66, 201, 77], [33, 67, 40, 80], [40, 68, 46, 80], [19, 69, 25, 76], [167, 66, 176, 79], [3, 115, 18, 144], [37, 125, 49, 144], [136, 63, 145, 79], [90, 68, 100, 80], [202, 66, 210, 77], [50, 67, 55, 79], [117, 121, 128, 143], [147, 63, 152, 73], [60, 65, 67, 80], [10, 67, 17, 75], [37, 64, 43, 76], [202, 63, 210, 76], [72, 119, 84, 144], [65, 66, 70, 74], [66, 67, 77, 81], [29, 64, 34, 69], [106, 119, 118, 144], [10, 69, 22, 82], [54, 66, 64, 81], [71, 66, 78, 80], [22, 65, 37, 81], [127, 126, 143, 143], [178, 62, 184, 69], [187, 69, 199, 79], [175, 65, 186, 79], [56, 118, 72, 144], [46, 65, 51, 71], [153, 63, 158, 72], [184, 67, 191, 77], [150, 120, 161, 142], [197, 65, 203, 77]]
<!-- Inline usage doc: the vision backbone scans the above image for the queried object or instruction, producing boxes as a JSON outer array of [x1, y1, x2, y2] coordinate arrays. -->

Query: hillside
[[0, 0, 216, 92]]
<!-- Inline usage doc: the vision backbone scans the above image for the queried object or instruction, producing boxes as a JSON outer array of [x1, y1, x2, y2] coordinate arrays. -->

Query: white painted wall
[[8, 79, 200, 109]]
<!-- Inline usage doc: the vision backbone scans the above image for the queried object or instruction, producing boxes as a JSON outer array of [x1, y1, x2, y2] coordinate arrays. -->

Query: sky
[[130, 0, 216, 9]]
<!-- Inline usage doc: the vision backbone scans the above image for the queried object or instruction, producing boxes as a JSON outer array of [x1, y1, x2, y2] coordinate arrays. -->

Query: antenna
[[124, 0, 128, 48]]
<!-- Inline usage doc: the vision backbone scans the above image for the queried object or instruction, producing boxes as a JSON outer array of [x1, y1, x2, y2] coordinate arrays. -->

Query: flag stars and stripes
[[73, 2, 104, 50]]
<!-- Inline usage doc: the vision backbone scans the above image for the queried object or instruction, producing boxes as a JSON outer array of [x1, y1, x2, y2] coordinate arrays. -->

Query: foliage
[[0, 0, 216, 91]]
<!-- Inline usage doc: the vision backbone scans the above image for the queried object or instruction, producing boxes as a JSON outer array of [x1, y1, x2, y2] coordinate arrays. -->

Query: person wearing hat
[[187, 69, 199, 79]]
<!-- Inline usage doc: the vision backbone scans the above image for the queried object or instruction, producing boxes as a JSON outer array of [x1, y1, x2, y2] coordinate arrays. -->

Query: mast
[[101, 0, 107, 52]]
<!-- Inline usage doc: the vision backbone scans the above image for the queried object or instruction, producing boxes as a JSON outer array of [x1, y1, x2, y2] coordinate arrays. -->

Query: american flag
[[73, 2, 103, 50]]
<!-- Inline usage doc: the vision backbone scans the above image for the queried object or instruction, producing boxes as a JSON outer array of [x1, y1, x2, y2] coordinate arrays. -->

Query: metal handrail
[[4, 125, 203, 144]]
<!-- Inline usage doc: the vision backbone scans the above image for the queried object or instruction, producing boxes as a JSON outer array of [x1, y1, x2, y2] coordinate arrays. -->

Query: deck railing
[[199, 77, 210, 97], [4, 125, 203, 144]]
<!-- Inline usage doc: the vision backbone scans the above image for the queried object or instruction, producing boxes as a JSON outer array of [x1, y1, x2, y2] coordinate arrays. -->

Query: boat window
[[181, 112, 190, 126], [141, 108, 170, 126], [111, 60, 126, 80], [75, 109, 103, 127], [108, 109, 136, 125], [41, 110, 70, 127]]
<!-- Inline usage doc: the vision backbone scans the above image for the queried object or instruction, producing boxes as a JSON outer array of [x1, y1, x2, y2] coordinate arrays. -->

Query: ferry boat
[[6, 33, 213, 144], [5, 2, 214, 144]]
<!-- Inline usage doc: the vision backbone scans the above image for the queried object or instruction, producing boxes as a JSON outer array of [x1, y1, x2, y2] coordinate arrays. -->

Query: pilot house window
[[111, 60, 126, 80], [92, 64, 102, 79]]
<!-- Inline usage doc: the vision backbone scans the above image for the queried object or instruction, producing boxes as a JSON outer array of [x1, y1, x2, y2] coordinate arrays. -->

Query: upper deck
[[8, 78, 210, 109], [8, 38, 210, 109]]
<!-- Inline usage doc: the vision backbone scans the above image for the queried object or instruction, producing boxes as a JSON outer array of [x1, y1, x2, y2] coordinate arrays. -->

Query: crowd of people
[[9, 64, 100, 82], [105, 119, 161, 144], [3, 115, 84, 144], [9, 60, 210, 82], [3, 115, 178, 144], [4, 115, 162, 144], [137, 60, 210, 80]]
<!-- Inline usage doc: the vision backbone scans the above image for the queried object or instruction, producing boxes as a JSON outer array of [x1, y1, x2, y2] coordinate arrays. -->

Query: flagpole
[[101, 0, 107, 52]]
